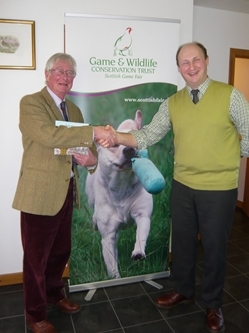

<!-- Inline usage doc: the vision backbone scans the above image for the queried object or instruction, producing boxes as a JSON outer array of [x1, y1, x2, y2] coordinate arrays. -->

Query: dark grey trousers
[[170, 179, 237, 308]]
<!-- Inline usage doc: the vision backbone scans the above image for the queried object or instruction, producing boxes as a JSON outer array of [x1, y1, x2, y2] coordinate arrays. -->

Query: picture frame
[[0, 19, 36, 69]]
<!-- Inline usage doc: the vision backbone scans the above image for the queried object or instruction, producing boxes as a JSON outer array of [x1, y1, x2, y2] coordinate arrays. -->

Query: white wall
[[193, 6, 249, 82], [193, 6, 249, 201], [0, 0, 194, 275], [2, 1, 249, 277]]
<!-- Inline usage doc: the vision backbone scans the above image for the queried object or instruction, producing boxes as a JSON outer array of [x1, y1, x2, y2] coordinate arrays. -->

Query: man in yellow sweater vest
[[100, 42, 249, 333]]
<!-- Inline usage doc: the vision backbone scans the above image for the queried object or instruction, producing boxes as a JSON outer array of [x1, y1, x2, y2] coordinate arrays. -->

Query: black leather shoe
[[155, 290, 194, 309], [206, 308, 225, 332]]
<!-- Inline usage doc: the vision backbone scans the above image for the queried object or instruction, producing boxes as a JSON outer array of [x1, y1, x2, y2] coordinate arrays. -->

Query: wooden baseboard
[[0, 272, 23, 286], [0, 265, 69, 287], [237, 200, 243, 208]]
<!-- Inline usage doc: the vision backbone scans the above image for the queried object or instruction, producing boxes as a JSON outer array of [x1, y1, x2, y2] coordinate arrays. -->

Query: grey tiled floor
[[1, 207, 249, 332]]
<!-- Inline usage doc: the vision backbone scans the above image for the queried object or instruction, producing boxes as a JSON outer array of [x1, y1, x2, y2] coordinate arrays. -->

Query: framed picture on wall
[[0, 19, 36, 69]]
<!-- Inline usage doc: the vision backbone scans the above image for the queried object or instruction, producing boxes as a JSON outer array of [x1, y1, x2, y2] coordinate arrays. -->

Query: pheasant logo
[[113, 27, 133, 56]]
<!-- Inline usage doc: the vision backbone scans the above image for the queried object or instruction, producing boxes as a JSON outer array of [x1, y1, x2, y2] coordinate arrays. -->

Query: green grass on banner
[[67, 82, 176, 285]]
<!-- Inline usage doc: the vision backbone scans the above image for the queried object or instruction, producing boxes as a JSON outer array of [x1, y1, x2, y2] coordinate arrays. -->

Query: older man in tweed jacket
[[12, 53, 115, 333]]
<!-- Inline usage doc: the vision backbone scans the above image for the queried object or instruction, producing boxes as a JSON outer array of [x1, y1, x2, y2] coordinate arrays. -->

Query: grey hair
[[45, 53, 77, 72]]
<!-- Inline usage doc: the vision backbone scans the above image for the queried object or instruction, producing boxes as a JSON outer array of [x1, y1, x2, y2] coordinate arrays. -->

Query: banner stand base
[[69, 270, 170, 293], [144, 279, 163, 289], [85, 288, 97, 301]]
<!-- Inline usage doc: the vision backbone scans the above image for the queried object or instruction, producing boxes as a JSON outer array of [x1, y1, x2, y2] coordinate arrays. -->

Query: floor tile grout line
[[0, 314, 24, 320], [121, 318, 176, 333], [222, 287, 248, 303], [227, 241, 249, 254], [0, 289, 23, 295], [225, 267, 249, 278], [103, 287, 125, 332], [70, 314, 77, 333], [238, 301, 249, 314]]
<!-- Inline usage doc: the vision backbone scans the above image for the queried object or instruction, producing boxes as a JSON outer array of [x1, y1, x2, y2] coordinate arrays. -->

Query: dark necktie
[[191, 89, 199, 104], [60, 101, 75, 171], [60, 101, 69, 121]]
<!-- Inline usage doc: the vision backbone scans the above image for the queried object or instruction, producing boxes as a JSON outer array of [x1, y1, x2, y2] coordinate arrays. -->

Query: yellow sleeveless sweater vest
[[168, 80, 240, 190]]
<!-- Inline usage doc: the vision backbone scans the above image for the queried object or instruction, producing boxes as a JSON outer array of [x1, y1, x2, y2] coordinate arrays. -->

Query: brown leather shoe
[[155, 290, 194, 309], [206, 308, 225, 333], [54, 297, 81, 314], [27, 319, 57, 333]]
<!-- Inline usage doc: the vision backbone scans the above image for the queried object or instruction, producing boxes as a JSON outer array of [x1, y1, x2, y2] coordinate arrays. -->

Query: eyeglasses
[[49, 67, 76, 78]]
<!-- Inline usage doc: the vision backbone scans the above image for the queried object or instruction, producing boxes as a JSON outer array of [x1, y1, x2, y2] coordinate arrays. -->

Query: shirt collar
[[186, 77, 211, 96], [46, 86, 65, 108]]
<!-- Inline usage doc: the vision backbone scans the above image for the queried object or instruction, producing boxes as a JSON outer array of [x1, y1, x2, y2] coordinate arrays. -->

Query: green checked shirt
[[131, 77, 249, 157]]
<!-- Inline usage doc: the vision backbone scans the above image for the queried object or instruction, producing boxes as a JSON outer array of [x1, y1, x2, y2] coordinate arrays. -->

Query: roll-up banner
[[64, 14, 180, 291]]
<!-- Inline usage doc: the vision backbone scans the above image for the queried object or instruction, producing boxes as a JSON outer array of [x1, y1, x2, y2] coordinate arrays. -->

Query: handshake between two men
[[93, 124, 138, 149], [93, 125, 117, 148], [72, 124, 137, 168]]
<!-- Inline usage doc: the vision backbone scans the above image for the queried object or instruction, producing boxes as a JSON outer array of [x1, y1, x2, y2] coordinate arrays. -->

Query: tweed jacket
[[12, 87, 97, 216]]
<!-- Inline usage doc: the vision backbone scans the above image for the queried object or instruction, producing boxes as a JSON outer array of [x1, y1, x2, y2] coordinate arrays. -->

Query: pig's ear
[[135, 110, 142, 129]]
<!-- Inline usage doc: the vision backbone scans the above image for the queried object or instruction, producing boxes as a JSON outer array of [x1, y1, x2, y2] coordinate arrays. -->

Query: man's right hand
[[93, 125, 117, 147]]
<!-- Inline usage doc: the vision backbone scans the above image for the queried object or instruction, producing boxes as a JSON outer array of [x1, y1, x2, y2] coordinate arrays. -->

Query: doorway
[[229, 48, 249, 216]]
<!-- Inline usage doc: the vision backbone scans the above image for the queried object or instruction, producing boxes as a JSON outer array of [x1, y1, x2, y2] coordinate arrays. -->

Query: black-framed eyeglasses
[[49, 67, 76, 78]]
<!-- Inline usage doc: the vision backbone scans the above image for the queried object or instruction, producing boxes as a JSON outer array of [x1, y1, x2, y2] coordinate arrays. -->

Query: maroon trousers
[[21, 179, 74, 324]]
